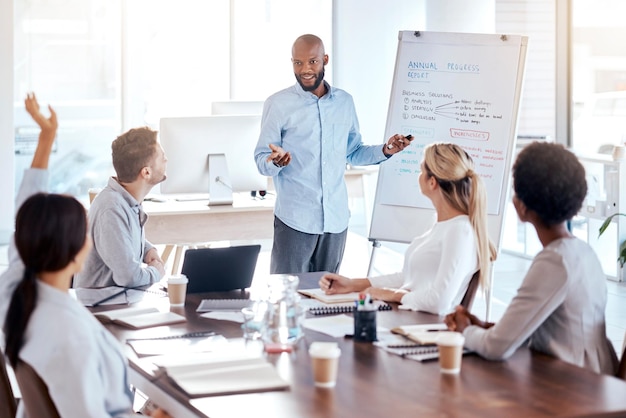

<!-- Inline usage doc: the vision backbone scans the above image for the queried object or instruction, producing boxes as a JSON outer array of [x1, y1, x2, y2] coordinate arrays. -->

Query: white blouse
[[369, 215, 478, 315]]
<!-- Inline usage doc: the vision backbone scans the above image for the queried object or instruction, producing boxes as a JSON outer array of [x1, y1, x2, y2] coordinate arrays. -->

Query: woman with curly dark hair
[[445, 141, 618, 374]]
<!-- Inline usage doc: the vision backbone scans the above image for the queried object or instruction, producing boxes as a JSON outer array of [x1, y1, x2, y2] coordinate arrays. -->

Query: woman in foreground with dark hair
[[1, 93, 170, 417], [445, 142, 618, 374]]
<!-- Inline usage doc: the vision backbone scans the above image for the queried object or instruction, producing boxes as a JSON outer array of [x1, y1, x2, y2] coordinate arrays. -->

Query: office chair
[[0, 354, 17, 418], [460, 271, 481, 310], [15, 361, 60, 418]]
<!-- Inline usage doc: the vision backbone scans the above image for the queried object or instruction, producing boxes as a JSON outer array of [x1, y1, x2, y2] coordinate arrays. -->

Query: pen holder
[[353, 309, 377, 342]]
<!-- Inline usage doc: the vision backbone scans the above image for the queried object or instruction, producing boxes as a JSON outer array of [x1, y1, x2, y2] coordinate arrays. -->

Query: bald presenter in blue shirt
[[254, 34, 412, 274]]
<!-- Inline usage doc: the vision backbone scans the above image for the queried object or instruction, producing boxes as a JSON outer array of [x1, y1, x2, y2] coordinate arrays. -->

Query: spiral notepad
[[379, 342, 471, 362], [307, 303, 392, 316], [196, 299, 253, 312]]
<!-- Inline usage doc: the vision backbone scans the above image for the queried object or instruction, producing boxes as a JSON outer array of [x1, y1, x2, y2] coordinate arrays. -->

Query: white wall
[[333, 0, 496, 146], [332, 0, 427, 145], [0, 0, 14, 244]]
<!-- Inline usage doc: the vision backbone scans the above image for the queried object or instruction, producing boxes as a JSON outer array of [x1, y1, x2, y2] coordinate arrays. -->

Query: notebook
[[181, 245, 261, 293], [196, 299, 253, 312], [152, 347, 289, 397], [93, 306, 186, 329], [376, 342, 472, 362], [390, 323, 448, 345], [297, 288, 361, 304], [307, 302, 392, 315]]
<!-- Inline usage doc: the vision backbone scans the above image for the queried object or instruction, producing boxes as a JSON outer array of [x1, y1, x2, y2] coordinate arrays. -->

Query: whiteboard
[[369, 31, 528, 249]]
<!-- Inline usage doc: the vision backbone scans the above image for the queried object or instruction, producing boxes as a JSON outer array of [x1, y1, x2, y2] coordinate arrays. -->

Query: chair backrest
[[15, 361, 60, 418], [460, 271, 481, 310], [0, 354, 17, 418], [617, 345, 626, 380]]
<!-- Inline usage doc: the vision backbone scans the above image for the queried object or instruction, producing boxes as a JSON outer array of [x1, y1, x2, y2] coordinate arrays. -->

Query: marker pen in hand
[[386, 134, 413, 150]]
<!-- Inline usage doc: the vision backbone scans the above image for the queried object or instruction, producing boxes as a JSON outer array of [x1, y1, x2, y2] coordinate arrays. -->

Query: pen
[[91, 284, 148, 307], [328, 279, 333, 290], [126, 331, 216, 342], [92, 288, 128, 307], [386, 134, 413, 150]]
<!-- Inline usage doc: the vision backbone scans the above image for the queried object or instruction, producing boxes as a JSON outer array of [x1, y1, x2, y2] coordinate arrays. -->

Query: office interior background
[[1, 0, 625, 270]]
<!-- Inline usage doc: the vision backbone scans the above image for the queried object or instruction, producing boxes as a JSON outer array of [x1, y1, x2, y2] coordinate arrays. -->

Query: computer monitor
[[211, 100, 264, 115], [159, 115, 267, 203]]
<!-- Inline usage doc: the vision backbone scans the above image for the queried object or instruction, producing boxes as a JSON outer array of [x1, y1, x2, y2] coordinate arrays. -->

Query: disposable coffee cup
[[167, 274, 188, 306], [309, 342, 341, 388], [436, 332, 465, 374], [88, 188, 101, 204], [612, 145, 626, 161]]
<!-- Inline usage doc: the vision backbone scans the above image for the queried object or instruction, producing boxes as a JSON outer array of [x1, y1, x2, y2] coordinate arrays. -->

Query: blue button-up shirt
[[254, 82, 388, 234]]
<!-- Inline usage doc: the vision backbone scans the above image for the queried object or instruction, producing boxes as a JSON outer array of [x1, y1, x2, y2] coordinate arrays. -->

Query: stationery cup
[[353, 309, 377, 342], [436, 332, 465, 374], [309, 342, 341, 388], [167, 275, 188, 306]]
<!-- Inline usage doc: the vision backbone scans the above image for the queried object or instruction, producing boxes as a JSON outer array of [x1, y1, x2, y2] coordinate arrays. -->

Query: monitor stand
[[207, 153, 233, 206]]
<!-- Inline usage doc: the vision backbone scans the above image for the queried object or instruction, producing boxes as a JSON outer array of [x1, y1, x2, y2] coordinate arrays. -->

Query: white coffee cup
[[88, 188, 102, 204], [436, 332, 465, 374], [612, 145, 626, 161], [167, 274, 188, 306], [309, 342, 341, 388]]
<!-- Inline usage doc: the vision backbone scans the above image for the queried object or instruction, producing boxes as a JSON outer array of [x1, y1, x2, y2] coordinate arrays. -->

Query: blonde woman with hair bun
[[319, 142, 496, 315]]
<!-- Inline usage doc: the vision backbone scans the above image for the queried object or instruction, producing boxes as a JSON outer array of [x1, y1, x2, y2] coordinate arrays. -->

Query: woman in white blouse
[[2, 93, 170, 418], [319, 142, 496, 315]]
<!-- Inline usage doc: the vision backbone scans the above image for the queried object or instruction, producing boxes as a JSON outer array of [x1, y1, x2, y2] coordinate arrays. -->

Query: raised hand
[[25, 92, 58, 134]]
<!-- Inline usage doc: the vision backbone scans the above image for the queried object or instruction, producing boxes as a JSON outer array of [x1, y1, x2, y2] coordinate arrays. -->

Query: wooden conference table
[[96, 273, 626, 418]]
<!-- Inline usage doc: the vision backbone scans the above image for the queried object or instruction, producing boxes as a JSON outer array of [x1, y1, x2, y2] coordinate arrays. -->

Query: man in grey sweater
[[73, 127, 167, 288]]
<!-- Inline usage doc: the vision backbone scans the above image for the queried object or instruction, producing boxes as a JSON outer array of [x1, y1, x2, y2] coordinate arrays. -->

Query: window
[[571, 0, 626, 156], [14, 0, 331, 201]]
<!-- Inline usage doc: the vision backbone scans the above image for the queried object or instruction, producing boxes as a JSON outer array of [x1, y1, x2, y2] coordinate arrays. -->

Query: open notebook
[[93, 306, 186, 329], [297, 288, 360, 304], [151, 347, 289, 397]]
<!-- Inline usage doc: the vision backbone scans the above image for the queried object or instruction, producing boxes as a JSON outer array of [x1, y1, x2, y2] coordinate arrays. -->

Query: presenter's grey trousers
[[270, 216, 347, 275]]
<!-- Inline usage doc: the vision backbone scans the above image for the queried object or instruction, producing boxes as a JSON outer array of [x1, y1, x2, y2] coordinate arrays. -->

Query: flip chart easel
[[367, 31, 528, 316]]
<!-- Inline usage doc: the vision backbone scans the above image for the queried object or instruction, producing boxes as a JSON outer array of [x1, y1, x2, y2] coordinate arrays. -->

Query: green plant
[[598, 213, 626, 268]]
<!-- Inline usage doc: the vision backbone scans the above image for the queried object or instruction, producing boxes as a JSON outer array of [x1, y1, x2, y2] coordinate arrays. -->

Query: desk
[[145, 167, 378, 247], [145, 167, 378, 273], [143, 193, 275, 246], [98, 273, 626, 418]]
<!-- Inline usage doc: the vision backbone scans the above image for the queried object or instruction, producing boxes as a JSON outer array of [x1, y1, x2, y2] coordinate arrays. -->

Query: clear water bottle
[[263, 274, 303, 350]]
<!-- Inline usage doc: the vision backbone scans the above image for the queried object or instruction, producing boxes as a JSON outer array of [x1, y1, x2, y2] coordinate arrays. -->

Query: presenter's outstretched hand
[[383, 134, 414, 156], [267, 143, 292, 168]]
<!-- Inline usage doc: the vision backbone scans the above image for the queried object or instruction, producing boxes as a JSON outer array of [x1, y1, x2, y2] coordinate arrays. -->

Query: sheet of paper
[[127, 334, 227, 357], [200, 311, 245, 323], [301, 314, 354, 338]]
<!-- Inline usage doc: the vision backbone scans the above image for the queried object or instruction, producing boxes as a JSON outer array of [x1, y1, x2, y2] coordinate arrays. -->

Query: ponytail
[[4, 268, 39, 367], [467, 171, 497, 289], [424, 143, 497, 291], [3, 192, 87, 368]]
